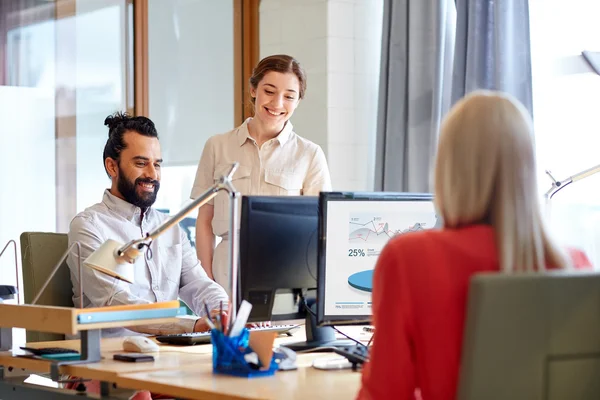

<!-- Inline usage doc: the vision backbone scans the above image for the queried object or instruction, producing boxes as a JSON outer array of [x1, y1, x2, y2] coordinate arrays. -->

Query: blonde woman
[[357, 91, 591, 400]]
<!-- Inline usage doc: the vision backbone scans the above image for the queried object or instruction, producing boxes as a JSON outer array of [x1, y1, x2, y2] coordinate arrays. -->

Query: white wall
[[260, 0, 384, 191]]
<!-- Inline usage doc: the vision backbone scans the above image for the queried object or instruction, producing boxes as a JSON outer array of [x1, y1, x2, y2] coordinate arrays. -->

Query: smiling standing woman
[[190, 54, 332, 292]]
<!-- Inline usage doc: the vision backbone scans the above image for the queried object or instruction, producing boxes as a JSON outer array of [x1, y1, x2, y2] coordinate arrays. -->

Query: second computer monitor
[[317, 192, 439, 326], [239, 195, 319, 322]]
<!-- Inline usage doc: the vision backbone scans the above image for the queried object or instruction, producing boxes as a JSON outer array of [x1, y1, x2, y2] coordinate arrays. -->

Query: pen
[[204, 315, 216, 330], [227, 301, 234, 335], [220, 301, 223, 333], [204, 302, 214, 328]]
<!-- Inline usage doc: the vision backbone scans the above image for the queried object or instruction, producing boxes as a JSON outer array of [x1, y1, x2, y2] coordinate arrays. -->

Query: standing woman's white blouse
[[190, 118, 331, 288]]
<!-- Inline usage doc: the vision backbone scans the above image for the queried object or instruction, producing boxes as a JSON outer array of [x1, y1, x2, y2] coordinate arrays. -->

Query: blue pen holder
[[211, 328, 278, 377]]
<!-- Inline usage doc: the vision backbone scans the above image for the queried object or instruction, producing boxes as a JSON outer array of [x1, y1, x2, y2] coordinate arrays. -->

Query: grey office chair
[[458, 271, 600, 400], [20, 232, 73, 342]]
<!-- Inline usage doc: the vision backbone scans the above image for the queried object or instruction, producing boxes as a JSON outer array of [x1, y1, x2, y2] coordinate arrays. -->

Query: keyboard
[[155, 324, 300, 346], [20, 346, 79, 356]]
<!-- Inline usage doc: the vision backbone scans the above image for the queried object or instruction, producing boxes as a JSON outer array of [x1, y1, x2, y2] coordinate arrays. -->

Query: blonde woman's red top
[[357, 224, 591, 400]]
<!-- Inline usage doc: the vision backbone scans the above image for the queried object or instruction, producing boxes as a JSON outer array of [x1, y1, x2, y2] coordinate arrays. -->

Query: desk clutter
[[155, 324, 299, 345], [208, 300, 291, 377]]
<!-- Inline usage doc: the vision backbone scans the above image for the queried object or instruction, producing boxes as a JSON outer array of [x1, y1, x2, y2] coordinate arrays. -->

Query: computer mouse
[[122, 336, 160, 353]]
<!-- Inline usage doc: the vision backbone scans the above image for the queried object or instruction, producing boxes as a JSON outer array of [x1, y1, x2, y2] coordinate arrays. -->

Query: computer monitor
[[317, 191, 439, 326], [239, 195, 361, 351], [238, 195, 319, 323]]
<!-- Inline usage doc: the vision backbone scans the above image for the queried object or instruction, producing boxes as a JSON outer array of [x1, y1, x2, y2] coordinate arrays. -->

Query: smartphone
[[113, 353, 155, 363]]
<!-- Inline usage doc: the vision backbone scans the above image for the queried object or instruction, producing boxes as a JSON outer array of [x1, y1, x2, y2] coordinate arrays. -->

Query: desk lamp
[[545, 164, 600, 200], [84, 162, 241, 321]]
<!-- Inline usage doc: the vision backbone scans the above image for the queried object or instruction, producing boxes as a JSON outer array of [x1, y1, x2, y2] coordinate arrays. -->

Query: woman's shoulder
[[211, 125, 242, 140], [287, 128, 324, 152], [205, 123, 247, 149]]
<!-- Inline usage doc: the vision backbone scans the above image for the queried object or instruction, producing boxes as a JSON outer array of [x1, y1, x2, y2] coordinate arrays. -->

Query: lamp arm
[[148, 189, 220, 241], [571, 163, 600, 182], [115, 188, 220, 263], [545, 163, 600, 200], [115, 162, 241, 323], [32, 241, 83, 308], [116, 162, 240, 262]]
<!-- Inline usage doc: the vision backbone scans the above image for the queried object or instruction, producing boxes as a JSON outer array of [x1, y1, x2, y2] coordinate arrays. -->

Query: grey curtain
[[375, 0, 456, 192], [452, 0, 533, 115], [375, 0, 534, 192]]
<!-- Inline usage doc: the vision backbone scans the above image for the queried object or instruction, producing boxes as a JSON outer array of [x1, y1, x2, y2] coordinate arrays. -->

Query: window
[[0, 0, 132, 287], [530, 0, 600, 267]]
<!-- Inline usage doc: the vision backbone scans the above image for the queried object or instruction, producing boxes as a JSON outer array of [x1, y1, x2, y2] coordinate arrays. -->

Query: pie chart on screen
[[348, 270, 373, 293]]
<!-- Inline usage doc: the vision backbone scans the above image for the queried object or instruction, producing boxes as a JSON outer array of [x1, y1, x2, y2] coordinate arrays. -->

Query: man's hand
[[193, 308, 228, 333]]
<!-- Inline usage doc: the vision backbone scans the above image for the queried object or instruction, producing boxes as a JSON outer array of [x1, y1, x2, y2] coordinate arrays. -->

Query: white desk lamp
[[544, 165, 600, 202], [84, 162, 241, 321], [545, 164, 600, 200]]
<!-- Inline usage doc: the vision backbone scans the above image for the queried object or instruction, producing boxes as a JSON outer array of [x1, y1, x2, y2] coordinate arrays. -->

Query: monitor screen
[[317, 192, 440, 326], [239, 195, 319, 323]]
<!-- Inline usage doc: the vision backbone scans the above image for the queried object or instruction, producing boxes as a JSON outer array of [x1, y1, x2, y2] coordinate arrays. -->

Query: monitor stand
[[282, 298, 356, 352]]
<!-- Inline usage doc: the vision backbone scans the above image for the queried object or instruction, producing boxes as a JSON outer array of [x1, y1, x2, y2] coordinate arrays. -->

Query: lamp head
[[83, 239, 137, 283]]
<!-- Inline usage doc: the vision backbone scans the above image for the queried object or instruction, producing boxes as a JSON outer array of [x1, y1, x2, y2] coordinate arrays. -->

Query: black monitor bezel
[[316, 191, 435, 326], [239, 195, 319, 322]]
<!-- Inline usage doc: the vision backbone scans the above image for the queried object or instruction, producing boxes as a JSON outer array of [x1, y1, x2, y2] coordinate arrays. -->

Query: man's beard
[[117, 170, 160, 210]]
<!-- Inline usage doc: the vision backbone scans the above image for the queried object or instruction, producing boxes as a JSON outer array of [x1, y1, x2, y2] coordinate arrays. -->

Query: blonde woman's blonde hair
[[434, 90, 568, 272]]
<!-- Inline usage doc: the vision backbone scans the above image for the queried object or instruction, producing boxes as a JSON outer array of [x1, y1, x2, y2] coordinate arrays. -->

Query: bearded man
[[67, 112, 228, 337]]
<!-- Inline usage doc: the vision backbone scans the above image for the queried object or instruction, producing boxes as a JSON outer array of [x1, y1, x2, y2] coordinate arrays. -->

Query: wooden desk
[[116, 353, 360, 400], [0, 328, 367, 399], [0, 337, 213, 382]]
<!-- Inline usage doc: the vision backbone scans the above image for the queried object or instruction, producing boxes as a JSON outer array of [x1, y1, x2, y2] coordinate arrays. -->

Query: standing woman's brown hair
[[249, 54, 307, 104]]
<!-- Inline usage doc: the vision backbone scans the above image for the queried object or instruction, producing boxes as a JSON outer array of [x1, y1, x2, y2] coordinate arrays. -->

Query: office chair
[[458, 271, 600, 400], [20, 232, 72, 342]]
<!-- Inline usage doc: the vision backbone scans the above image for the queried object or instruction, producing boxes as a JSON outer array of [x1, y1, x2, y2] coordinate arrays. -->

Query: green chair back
[[20, 232, 72, 342]]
